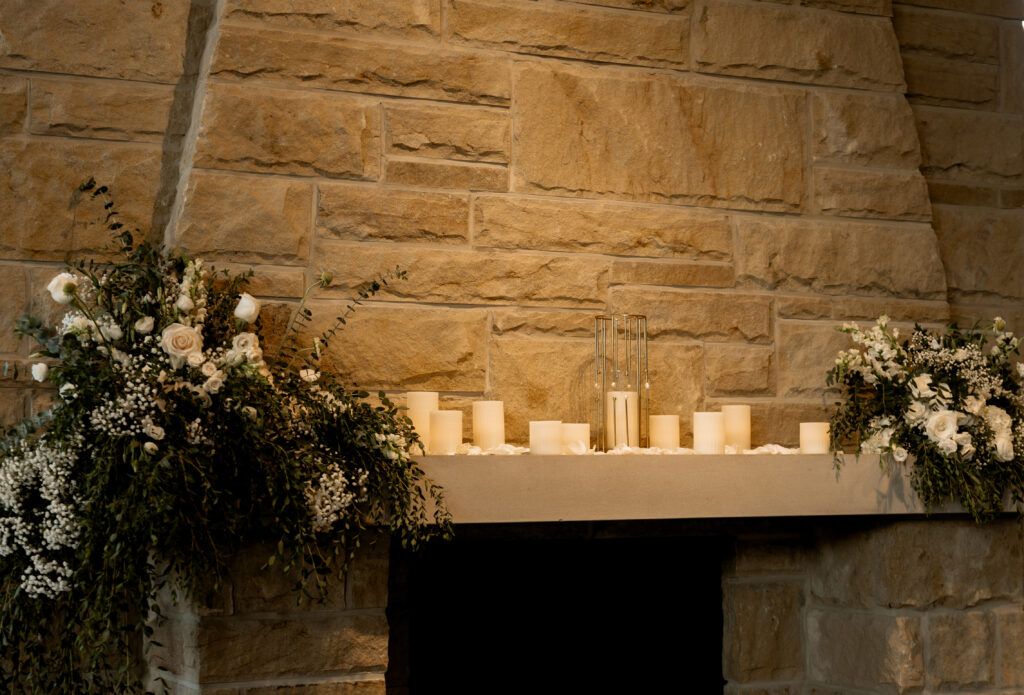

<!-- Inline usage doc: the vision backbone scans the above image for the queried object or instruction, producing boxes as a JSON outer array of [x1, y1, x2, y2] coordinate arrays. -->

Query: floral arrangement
[[828, 314, 1024, 521], [0, 181, 450, 693]]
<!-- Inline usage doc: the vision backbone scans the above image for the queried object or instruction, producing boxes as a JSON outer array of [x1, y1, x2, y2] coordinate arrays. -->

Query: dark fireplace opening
[[387, 522, 727, 693]]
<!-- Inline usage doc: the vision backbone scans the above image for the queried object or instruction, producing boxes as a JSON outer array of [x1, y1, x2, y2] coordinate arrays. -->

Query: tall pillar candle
[[693, 411, 725, 454], [800, 422, 830, 454], [561, 423, 591, 454], [605, 390, 639, 449], [472, 400, 505, 450], [429, 410, 462, 455], [406, 391, 438, 450], [722, 405, 751, 451], [649, 415, 680, 450], [530, 420, 563, 455]]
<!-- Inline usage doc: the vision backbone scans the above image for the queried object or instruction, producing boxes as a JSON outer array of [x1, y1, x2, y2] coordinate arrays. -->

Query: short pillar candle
[[530, 420, 563, 455], [722, 405, 751, 451], [800, 422, 830, 454], [649, 415, 680, 450], [561, 423, 590, 454], [406, 391, 438, 449], [429, 410, 462, 455], [693, 411, 725, 454], [472, 401, 505, 450]]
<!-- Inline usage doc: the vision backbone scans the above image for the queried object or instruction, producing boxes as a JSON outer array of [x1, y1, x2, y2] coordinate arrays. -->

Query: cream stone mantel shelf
[[416, 454, 969, 524]]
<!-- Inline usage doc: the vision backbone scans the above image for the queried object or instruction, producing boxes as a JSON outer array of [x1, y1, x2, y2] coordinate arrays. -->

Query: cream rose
[[234, 293, 260, 323], [200, 361, 218, 378], [996, 436, 1015, 462], [160, 323, 203, 368], [232, 332, 259, 353], [984, 405, 1012, 437], [100, 323, 123, 341], [924, 409, 958, 444], [46, 272, 78, 305], [186, 351, 205, 368], [937, 438, 958, 455], [204, 371, 226, 394], [135, 316, 155, 334]]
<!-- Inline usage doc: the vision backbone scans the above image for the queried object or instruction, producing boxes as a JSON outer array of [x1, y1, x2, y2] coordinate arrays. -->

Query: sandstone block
[[806, 610, 923, 691], [228, 543, 346, 614], [932, 206, 1024, 299], [833, 297, 949, 324], [245, 682, 384, 695], [894, 5, 1000, 62], [611, 260, 734, 288], [802, 0, 892, 14], [0, 139, 162, 260], [29, 77, 178, 142], [608, 288, 771, 342], [566, 0, 688, 11], [915, 106, 1024, 179], [1004, 188, 1024, 208], [1000, 611, 1024, 685], [647, 342, 705, 427], [726, 687, 793, 695], [705, 344, 772, 396], [176, 172, 313, 262], [1005, 20, 1024, 115], [898, 0, 1023, 18], [512, 64, 805, 211], [776, 297, 834, 321], [223, 0, 440, 39], [902, 54, 999, 107], [809, 527, 876, 607], [196, 614, 387, 682], [317, 184, 469, 244], [729, 539, 809, 576], [811, 92, 920, 167], [693, 1, 904, 90], [748, 401, 829, 448], [195, 84, 379, 180], [385, 103, 509, 163], [211, 25, 511, 105], [215, 264, 307, 299], [0, 388, 27, 424], [490, 309, 595, 338], [722, 581, 803, 682], [927, 611, 995, 689], [0, 265, 29, 354], [874, 520, 1023, 608], [474, 195, 732, 259], [0, 75, 26, 134], [446, 0, 688, 68], [316, 241, 608, 308], [927, 180, 1000, 206], [385, 159, 507, 192], [814, 167, 931, 221], [776, 321, 850, 397], [0, 0, 189, 82], [735, 217, 947, 300]]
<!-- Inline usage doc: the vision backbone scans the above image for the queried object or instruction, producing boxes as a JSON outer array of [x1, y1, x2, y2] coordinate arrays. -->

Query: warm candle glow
[[693, 411, 725, 454], [649, 414, 680, 449], [429, 410, 462, 455], [530, 420, 563, 455], [800, 422, 830, 454], [406, 391, 439, 448], [472, 401, 505, 450], [722, 405, 751, 451]]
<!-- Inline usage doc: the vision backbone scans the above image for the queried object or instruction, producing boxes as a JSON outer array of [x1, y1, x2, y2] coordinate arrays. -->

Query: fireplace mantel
[[416, 454, 970, 524]]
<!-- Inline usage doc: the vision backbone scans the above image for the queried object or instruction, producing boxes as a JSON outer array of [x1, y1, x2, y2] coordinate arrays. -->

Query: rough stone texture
[[490, 308, 594, 338], [246, 683, 384, 695], [446, 0, 689, 68], [176, 172, 313, 262], [749, 401, 829, 448], [0, 0, 189, 82], [610, 260, 733, 288], [474, 195, 732, 259], [609, 288, 772, 342], [317, 184, 469, 244], [0, 74, 27, 134], [693, 1, 905, 90], [932, 206, 1024, 300], [927, 180, 1000, 207], [894, 5, 1001, 62], [228, 544, 347, 614], [901, 53, 1000, 107], [806, 610, 924, 692], [811, 92, 920, 167], [897, 0, 1024, 18], [1001, 611, 1024, 686], [776, 321, 850, 397], [814, 167, 932, 221], [730, 539, 809, 576], [809, 528, 876, 607], [385, 159, 507, 192], [0, 265, 29, 354], [0, 139, 162, 259], [723, 582, 804, 682], [29, 77, 178, 142], [927, 611, 995, 689], [1003, 187, 1024, 208], [216, 264, 307, 298], [513, 64, 806, 211], [569, 0, 688, 11], [385, 103, 509, 163], [736, 217, 947, 299], [211, 24, 512, 105], [194, 84, 380, 180], [223, 0, 441, 39], [316, 241, 608, 308], [915, 106, 1024, 180], [803, 0, 892, 14], [705, 344, 772, 396], [1005, 19, 1024, 115], [775, 295, 949, 323]]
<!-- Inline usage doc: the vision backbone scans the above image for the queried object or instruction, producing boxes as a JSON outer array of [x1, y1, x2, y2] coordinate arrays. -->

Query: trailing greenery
[[828, 314, 1024, 522], [0, 181, 451, 693]]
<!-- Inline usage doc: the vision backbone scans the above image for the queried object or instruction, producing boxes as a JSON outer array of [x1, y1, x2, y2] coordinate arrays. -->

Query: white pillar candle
[[693, 411, 725, 454], [605, 390, 639, 448], [800, 422, 830, 454], [472, 400, 505, 450], [429, 410, 462, 455], [561, 423, 591, 454], [530, 420, 563, 455], [649, 414, 680, 450], [722, 404, 751, 451], [406, 391, 439, 448]]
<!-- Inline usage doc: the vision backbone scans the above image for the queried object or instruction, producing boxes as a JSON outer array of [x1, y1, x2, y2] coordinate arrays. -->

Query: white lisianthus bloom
[[46, 273, 78, 305], [983, 405, 1013, 438], [31, 363, 48, 382], [892, 446, 908, 463], [100, 323, 123, 341], [175, 295, 194, 312], [222, 349, 245, 367], [143, 442, 159, 455], [160, 323, 204, 369], [135, 316, 155, 334], [910, 374, 936, 400], [143, 421, 165, 441], [905, 401, 929, 425], [996, 436, 1015, 462], [233, 293, 261, 323], [937, 438, 958, 455], [924, 409, 959, 444], [299, 368, 320, 383], [964, 395, 986, 416]]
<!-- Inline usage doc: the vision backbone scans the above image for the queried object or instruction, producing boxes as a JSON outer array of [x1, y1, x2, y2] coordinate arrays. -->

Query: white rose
[[100, 323, 123, 341], [143, 442, 159, 455], [186, 351, 205, 368], [134, 316, 155, 334], [232, 332, 259, 353], [200, 361, 218, 378], [46, 273, 78, 305], [223, 349, 245, 367], [234, 293, 261, 323], [996, 436, 1014, 462], [160, 323, 204, 368], [204, 371, 226, 394], [984, 405, 1012, 438], [143, 421, 165, 441], [924, 409, 959, 443], [937, 438, 958, 455], [175, 295, 194, 312], [31, 363, 48, 382], [892, 446, 908, 463], [299, 368, 320, 383]]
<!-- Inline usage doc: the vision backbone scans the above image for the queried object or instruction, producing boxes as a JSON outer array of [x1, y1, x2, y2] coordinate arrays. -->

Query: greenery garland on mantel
[[0, 181, 452, 693]]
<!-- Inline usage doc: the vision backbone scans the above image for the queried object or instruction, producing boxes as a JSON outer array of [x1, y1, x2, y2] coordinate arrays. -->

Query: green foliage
[[0, 181, 451, 693]]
